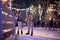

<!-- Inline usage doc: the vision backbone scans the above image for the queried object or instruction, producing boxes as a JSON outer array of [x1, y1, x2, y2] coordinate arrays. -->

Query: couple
[[18, 9, 34, 36]]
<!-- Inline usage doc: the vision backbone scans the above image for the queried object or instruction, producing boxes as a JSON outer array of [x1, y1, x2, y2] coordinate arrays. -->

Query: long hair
[[18, 10, 22, 16]]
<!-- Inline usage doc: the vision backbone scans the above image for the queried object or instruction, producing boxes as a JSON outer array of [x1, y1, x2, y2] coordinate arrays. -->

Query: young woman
[[18, 11, 23, 35]]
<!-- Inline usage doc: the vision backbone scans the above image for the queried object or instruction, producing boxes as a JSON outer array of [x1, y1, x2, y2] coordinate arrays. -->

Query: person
[[49, 18, 54, 30], [41, 21, 45, 28], [18, 11, 23, 35], [53, 21, 56, 30], [33, 13, 37, 27], [26, 8, 34, 36]]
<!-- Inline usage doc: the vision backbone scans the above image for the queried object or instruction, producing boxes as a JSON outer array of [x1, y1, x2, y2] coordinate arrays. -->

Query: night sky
[[12, 0, 59, 8]]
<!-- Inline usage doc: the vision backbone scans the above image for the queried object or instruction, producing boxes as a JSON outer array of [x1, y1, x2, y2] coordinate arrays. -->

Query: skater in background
[[49, 18, 54, 30], [53, 21, 56, 30]]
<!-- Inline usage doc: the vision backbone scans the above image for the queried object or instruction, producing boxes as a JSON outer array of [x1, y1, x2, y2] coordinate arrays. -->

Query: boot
[[21, 30, 23, 35], [31, 31, 33, 36], [17, 30, 19, 35]]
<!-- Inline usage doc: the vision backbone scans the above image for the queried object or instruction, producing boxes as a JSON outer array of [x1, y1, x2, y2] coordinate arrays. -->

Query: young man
[[26, 9, 34, 36]]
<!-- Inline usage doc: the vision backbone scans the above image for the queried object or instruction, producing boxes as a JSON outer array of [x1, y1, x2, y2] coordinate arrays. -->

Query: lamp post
[[10, 0, 12, 10]]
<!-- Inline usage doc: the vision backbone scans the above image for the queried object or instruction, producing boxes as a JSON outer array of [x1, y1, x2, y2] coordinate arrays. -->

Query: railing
[[2, 5, 13, 40]]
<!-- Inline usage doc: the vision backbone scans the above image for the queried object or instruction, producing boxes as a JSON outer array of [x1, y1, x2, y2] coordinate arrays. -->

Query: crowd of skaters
[[17, 8, 60, 36]]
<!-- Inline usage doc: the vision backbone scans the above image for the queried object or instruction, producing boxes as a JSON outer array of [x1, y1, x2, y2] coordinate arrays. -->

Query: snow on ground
[[7, 35, 60, 40]]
